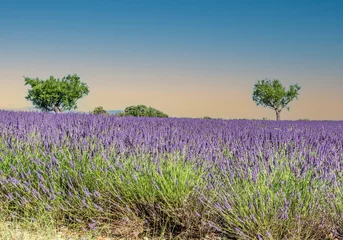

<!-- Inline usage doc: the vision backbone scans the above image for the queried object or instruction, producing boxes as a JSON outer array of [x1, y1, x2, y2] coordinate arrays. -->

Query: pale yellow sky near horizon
[[0, 71, 342, 120]]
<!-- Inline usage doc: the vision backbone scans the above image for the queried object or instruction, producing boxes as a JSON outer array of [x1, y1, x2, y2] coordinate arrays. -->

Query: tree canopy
[[91, 106, 109, 115], [252, 79, 301, 120], [24, 74, 89, 113], [116, 105, 168, 118]]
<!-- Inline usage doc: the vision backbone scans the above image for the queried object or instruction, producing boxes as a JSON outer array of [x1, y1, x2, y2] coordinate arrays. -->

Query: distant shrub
[[91, 106, 109, 115], [299, 118, 310, 121], [115, 111, 125, 117], [117, 105, 168, 118], [203, 116, 212, 119]]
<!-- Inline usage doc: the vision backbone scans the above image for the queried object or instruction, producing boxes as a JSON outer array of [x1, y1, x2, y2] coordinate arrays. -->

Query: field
[[0, 111, 343, 239]]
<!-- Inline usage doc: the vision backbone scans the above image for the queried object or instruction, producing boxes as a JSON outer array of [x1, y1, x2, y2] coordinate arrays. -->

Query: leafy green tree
[[91, 106, 109, 115], [252, 79, 301, 121], [117, 105, 168, 118], [24, 74, 89, 113]]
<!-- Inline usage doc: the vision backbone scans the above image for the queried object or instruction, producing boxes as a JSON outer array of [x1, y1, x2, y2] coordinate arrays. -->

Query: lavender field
[[0, 110, 343, 239]]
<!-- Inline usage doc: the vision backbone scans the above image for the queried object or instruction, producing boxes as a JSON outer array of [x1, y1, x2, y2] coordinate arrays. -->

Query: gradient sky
[[1, 0, 342, 120]]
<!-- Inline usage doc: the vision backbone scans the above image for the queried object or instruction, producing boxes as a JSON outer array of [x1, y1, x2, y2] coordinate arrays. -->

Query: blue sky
[[0, 0, 342, 119]]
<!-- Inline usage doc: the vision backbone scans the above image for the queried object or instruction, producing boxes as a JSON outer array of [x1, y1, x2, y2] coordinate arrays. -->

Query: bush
[[91, 106, 109, 115], [206, 157, 331, 239], [117, 105, 168, 118]]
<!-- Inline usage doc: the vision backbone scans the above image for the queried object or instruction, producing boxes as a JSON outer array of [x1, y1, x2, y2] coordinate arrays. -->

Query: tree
[[91, 106, 109, 115], [116, 105, 168, 118], [252, 79, 301, 121], [24, 74, 89, 113]]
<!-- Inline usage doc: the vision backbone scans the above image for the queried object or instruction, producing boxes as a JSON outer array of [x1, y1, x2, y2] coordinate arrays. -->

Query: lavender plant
[[0, 110, 342, 239]]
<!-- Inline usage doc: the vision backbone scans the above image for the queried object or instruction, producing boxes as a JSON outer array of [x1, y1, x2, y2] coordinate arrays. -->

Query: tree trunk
[[53, 106, 61, 113], [276, 111, 281, 121]]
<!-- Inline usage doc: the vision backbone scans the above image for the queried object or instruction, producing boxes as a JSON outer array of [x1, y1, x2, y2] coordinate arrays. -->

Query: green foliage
[[115, 111, 125, 117], [24, 74, 89, 113], [208, 157, 329, 239], [252, 79, 301, 120], [203, 116, 212, 119], [91, 106, 109, 115], [117, 105, 168, 118], [0, 132, 340, 239], [113, 155, 204, 206], [0, 136, 207, 238]]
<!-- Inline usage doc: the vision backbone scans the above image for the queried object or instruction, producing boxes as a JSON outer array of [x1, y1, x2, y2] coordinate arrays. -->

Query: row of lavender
[[1, 111, 341, 163], [0, 110, 343, 239]]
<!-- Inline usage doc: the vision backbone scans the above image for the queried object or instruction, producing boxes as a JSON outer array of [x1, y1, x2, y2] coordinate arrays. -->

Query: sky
[[0, 0, 342, 120]]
